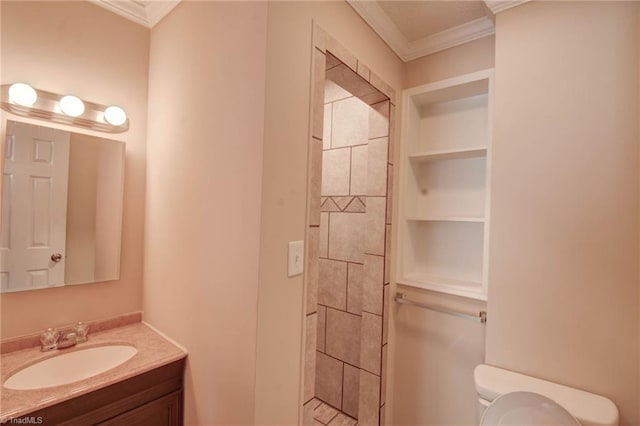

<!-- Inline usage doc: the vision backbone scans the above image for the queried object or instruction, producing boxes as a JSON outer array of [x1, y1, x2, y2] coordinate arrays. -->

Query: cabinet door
[[98, 391, 183, 426]]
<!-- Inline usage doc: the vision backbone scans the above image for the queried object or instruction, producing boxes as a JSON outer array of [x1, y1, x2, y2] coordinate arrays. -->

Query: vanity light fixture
[[8, 83, 37, 107], [59, 95, 85, 117], [0, 83, 129, 133], [104, 105, 127, 126]]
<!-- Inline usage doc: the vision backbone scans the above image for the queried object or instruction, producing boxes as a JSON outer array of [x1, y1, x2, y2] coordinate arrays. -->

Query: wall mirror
[[1, 119, 125, 293]]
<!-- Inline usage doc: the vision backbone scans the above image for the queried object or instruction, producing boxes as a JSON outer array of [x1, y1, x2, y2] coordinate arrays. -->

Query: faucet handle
[[40, 328, 59, 352], [75, 322, 89, 343]]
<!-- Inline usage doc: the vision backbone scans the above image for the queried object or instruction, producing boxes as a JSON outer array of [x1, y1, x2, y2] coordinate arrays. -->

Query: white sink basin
[[3, 345, 137, 390]]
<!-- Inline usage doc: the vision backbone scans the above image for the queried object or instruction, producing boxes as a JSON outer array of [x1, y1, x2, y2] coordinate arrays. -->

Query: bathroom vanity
[[0, 321, 186, 425]]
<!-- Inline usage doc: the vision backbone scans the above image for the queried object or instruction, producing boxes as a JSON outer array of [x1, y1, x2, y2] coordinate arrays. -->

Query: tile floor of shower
[[310, 398, 358, 426]]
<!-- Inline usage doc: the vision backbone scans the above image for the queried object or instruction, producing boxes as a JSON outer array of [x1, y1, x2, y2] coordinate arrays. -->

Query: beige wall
[[404, 36, 495, 89], [388, 36, 494, 426], [254, 3, 403, 425], [488, 2, 639, 425], [0, 1, 148, 338], [143, 2, 267, 425], [65, 135, 99, 284]]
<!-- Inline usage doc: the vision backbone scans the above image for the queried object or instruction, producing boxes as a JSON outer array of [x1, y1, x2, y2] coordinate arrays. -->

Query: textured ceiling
[[377, 1, 489, 42]]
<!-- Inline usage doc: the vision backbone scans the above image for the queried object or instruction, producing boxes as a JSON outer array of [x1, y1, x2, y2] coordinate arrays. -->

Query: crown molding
[[347, 1, 495, 62], [405, 17, 494, 61], [90, 0, 181, 28], [483, 0, 530, 14]]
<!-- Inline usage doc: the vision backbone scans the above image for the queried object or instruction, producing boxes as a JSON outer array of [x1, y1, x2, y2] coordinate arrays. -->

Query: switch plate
[[287, 241, 304, 277]]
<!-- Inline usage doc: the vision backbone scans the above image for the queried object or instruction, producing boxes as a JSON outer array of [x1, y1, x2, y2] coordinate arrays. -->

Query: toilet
[[474, 364, 619, 426]]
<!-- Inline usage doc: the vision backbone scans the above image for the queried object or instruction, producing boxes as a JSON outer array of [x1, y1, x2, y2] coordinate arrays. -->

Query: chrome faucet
[[56, 328, 78, 349]]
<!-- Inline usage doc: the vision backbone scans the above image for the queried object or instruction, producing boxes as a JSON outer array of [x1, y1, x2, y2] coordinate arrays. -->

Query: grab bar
[[394, 292, 487, 324]]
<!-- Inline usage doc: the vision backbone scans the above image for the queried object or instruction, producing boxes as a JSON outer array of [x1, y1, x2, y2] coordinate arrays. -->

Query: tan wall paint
[[143, 2, 267, 425], [488, 2, 639, 425], [255, 3, 403, 425], [0, 1, 148, 338], [389, 36, 494, 426], [403, 35, 495, 89]]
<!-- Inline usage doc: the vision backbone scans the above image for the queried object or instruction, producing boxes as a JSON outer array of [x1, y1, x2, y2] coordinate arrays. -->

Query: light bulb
[[59, 95, 85, 117], [104, 106, 127, 126], [8, 83, 37, 107]]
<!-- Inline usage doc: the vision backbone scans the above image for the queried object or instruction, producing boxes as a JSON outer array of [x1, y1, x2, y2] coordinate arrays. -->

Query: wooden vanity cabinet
[[28, 358, 185, 426]]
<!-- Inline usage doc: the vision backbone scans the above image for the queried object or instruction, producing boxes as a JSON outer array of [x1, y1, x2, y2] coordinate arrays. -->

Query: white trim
[[347, 1, 409, 60], [483, 0, 530, 14], [146, 1, 181, 27], [405, 17, 494, 61], [347, 1, 495, 62], [90, 0, 181, 28]]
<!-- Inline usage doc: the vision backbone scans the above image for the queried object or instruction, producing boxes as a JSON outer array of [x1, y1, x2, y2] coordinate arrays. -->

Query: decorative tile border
[[321, 196, 366, 213]]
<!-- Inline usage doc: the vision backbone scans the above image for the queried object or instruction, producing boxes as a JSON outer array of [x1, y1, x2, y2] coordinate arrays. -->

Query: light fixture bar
[[0, 84, 129, 133]]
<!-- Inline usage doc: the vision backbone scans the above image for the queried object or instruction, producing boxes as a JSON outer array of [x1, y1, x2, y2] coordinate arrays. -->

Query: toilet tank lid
[[474, 365, 619, 426]]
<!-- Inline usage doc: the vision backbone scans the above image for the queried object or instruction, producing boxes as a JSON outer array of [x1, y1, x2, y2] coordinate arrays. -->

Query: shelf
[[406, 216, 484, 223], [398, 273, 485, 300], [409, 146, 487, 164]]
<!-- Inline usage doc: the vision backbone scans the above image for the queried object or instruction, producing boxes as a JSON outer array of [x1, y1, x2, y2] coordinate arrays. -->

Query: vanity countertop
[[0, 322, 186, 422]]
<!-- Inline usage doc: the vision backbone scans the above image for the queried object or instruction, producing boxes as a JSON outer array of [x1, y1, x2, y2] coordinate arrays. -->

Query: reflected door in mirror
[[1, 120, 125, 293], [1, 121, 70, 291]]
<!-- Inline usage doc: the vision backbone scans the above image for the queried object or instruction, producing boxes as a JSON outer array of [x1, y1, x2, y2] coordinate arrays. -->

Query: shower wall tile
[[384, 225, 391, 285], [350, 145, 368, 195], [306, 227, 319, 314], [342, 364, 360, 419], [305, 313, 318, 402], [333, 196, 353, 211], [362, 254, 384, 315], [344, 197, 366, 213], [319, 212, 329, 258], [309, 137, 323, 227], [321, 197, 341, 213], [325, 79, 352, 104], [317, 305, 327, 352], [319, 259, 347, 311], [331, 97, 369, 149], [316, 351, 344, 409], [323, 103, 333, 150], [381, 344, 387, 406], [382, 285, 389, 345], [388, 104, 396, 165], [312, 49, 326, 140], [327, 64, 378, 102], [347, 263, 363, 315], [358, 370, 380, 426], [322, 148, 350, 196], [328, 213, 365, 263], [369, 101, 389, 140], [356, 60, 371, 82], [326, 51, 341, 70], [326, 44, 358, 73], [362, 92, 388, 106], [326, 308, 361, 367], [365, 197, 386, 256], [370, 71, 396, 105], [360, 312, 382, 375], [367, 138, 388, 196], [386, 165, 393, 223]]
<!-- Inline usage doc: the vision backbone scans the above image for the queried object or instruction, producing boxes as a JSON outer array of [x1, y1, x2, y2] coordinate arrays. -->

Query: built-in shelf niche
[[397, 69, 493, 300]]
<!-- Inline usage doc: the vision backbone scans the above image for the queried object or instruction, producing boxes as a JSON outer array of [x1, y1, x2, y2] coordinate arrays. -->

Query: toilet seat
[[480, 391, 581, 426]]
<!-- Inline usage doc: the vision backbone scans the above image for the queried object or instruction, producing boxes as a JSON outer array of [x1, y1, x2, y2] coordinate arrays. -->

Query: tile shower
[[303, 31, 395, 426]]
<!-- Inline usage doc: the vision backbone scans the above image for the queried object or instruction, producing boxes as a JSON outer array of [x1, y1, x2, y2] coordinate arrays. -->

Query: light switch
[[287, 240, 304, 277]]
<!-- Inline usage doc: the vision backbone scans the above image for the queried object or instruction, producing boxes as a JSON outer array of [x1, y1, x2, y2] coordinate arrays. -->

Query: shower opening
[[303, 50, 393, 426]]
